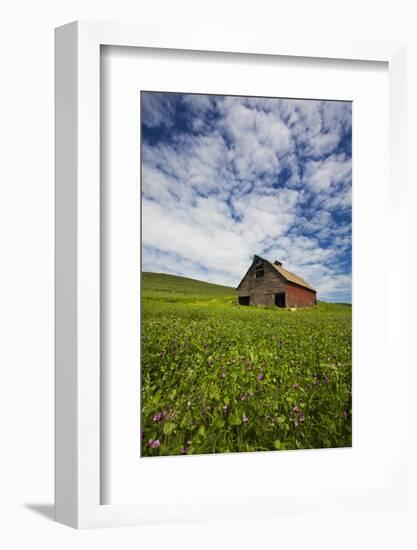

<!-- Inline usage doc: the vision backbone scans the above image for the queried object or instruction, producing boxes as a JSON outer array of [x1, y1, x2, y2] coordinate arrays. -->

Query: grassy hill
[[142, 271, 235, 298], [142, 271, 238, 307], [141, 271, 352, 457]]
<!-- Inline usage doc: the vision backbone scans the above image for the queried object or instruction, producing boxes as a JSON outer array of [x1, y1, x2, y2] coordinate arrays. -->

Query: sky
[[141, 92, 352, 303]]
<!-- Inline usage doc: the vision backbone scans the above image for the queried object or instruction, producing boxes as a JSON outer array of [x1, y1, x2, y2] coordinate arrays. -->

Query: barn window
[[238, 296, 250, 306], [255, 258, 264, 269], [255, 269, 264, 278]]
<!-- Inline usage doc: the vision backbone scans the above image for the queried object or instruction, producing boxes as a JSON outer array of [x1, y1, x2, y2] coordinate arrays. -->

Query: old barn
[[236, 255, 317, 308]]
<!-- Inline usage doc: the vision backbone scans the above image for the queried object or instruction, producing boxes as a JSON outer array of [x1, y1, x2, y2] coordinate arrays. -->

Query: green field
[[141, 272, 352, 456]]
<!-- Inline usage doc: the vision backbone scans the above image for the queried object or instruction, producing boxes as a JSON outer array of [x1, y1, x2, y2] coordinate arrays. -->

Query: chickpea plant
[[141, 272, 352, 457]]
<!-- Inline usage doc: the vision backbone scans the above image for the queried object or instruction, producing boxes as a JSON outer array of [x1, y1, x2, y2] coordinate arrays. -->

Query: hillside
[[142, 271, 235, 303]]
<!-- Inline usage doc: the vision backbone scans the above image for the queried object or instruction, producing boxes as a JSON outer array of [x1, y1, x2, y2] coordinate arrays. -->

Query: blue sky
[[141, 92, 352, 303]]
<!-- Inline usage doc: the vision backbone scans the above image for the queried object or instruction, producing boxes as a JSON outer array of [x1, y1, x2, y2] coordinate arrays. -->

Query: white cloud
[[141, 92, 176, 128], [280, 99, 351, 158], [303, 154, 352, 193]]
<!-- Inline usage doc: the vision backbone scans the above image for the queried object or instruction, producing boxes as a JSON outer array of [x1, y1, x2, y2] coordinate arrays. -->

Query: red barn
[[236, 255, 317, 308]]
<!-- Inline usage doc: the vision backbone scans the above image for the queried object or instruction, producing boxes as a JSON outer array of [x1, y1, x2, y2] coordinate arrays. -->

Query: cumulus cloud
[[141, 92, 352, 302]]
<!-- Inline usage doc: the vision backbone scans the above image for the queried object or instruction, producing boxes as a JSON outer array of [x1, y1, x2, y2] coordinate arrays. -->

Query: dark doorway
[[275, 292, 285, 307], [238, 296, 250, 306]]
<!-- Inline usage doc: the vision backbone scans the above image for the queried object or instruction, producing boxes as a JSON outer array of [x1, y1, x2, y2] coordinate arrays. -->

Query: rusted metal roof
[[270, 261, 315, 291], [236, 255, 316, 292]]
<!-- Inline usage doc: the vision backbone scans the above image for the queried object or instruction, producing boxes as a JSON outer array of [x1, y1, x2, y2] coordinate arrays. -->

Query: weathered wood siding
[[237, 261, 286, 306], [285, 283, 316, 307]]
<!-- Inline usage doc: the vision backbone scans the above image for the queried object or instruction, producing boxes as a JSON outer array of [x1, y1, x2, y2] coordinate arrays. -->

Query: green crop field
[[141, 272, 352, 457]]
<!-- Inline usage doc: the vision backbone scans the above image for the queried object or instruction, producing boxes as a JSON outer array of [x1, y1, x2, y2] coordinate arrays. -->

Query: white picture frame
[[55, 21, 407, 529]]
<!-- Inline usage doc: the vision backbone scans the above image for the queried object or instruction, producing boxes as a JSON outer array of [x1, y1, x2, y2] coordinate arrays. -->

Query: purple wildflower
[[147, 438, 154, 447], [257, 373, 265, 381], [151, 439, 160, 449], [180, 446, 189, 455], [291, 383, 299, 389], [153, 412, 163, 423], [343, 410, 349, 419], [223, 404, 230, 414], [243, 415, 249, 424], [291, 405, 305, 425]]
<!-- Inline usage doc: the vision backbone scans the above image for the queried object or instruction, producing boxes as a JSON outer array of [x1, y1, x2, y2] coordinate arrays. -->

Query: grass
[[141, 272, 352, 456]]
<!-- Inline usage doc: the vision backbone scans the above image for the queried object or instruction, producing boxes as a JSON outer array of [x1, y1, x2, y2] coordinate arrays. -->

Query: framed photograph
[[55, 21, 407, 528], [138, 90, 351, 460]]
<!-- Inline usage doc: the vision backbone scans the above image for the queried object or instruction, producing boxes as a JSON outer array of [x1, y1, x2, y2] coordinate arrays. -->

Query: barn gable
[[236, 255, 316, 308], [236, 255, 284, 289]]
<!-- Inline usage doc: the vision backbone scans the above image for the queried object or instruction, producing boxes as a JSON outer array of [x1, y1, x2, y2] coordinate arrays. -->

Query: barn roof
[[270, 262, 315, 291], [236, 255, 316, 292]]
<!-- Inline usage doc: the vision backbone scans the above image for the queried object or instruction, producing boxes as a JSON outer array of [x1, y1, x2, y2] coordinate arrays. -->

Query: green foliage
[[141, 272, 352, 457]]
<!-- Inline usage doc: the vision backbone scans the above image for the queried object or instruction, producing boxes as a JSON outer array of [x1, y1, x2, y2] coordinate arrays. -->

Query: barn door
[[275, 292, 285, 307]]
